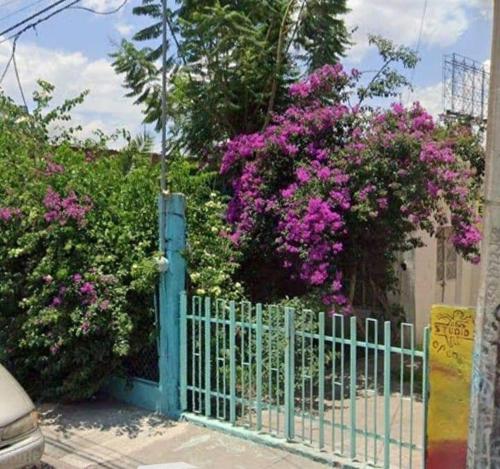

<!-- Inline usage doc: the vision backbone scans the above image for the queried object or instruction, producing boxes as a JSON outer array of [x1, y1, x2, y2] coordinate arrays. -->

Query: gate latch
[[157, 256, 169, 272]]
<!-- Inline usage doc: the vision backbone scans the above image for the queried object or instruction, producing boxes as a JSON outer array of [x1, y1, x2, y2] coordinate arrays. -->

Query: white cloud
[[0, 39, 148, 147], [409, 82, 443, 118], [115, 22, 134, 36], [345, 0, 490, 62], [471, 0, 494, 18], [81, 0, 126, 11]]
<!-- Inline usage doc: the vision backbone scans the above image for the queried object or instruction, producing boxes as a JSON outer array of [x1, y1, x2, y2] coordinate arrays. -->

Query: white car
[[0, 364, 44, 468]]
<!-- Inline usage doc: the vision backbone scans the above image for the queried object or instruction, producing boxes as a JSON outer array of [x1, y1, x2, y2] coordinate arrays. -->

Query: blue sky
[[0, 0, 494, 147]]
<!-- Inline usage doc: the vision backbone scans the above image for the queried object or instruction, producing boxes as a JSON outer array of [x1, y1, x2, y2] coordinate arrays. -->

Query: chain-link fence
[[124, 341, 159, 382], [123, 292, 160, 382]]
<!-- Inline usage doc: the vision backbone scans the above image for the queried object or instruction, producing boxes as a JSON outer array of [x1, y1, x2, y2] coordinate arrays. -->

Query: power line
[[414, 0, 428, 58], [0, 0, 73, 38], [0, 0, 50, 23], [0, 0, 127, 109], [12, 44, 27, 107], [0, 35, 27, 109], [0, 36, 18, 85], [406, 0, 428, 104], [0, 0, 80, 45], [0, 0, 26, 9], [69, 0, 127, 15], [0, 0, 49, 23]]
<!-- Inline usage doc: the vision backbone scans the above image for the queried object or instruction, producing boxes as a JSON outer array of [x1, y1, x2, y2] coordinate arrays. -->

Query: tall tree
[[112, 0, 350, 156]]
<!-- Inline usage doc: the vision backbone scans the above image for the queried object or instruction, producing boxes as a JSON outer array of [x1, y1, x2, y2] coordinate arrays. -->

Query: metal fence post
[[383, 321, 392, 469], [204, 297, 212, 417], [318, 312, 325, 450], [229, 301, 237, 425], [180, 291, 188, 411], [285, 307, 295, 441], [158, 193, 186, 418], [350, 316, 357, 460], [256, 303, 263, 432]]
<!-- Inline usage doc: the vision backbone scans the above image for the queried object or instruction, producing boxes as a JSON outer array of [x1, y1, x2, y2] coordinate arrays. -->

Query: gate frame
[[106, 191, 434, 468], [106, 192, 186, 418]]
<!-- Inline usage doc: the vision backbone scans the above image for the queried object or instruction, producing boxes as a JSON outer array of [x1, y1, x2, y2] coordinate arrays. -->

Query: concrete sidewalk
[[39, 399, 326, 469]]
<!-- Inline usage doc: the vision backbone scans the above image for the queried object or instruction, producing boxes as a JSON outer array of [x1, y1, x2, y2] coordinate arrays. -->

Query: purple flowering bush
[[222, 64, 484, 314]]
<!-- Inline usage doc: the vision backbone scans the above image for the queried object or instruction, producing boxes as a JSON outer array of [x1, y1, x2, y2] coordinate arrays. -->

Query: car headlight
[[1, 411, 38, 441]]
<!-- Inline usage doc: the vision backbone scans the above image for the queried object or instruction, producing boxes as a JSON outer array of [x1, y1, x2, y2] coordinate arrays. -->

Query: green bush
[[0, 85, 240, 400]]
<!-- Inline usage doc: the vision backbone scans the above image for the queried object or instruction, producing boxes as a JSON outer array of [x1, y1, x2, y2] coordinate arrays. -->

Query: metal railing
[[180, 293, 429, 468]]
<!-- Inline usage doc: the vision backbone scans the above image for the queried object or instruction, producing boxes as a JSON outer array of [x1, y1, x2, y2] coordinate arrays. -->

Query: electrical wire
[[0, 0, 49, 23], [407, 0, 428, 104], [0, 0, 26, 9], [68, 0, 127, 15], [414, 0, 429, 59], [0, 0, 74, 38], [12, 43, 27, 107], [0, 36, 17, 85], [0, 0, 80, 45], [0, 0, 128, 109], [165, 13, 186, 66], [0, 35, 26, 109]]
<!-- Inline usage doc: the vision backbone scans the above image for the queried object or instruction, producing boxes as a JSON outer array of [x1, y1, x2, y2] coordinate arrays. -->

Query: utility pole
[[159, 0, 168, 256], [467, 1, 500, 467], [160, 0, 168, 196]]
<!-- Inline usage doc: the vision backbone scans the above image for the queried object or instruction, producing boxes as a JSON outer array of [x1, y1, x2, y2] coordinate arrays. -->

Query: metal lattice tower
[[443, 53, 490, 122]]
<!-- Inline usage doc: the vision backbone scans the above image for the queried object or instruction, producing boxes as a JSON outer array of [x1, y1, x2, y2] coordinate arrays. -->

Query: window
[[436, 226, 457, 282]]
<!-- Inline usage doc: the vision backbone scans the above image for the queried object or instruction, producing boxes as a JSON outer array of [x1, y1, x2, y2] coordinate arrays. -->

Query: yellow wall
[[427, 305, 475, 469]]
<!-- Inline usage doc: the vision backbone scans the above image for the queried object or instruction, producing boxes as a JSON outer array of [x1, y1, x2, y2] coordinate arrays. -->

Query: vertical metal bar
[[241, 302, 246, 424], [340, 315, 345, 454], [399, 324, 404, 469], [229, 300, 236, 425], [332, 315, 338, 452], [318, 312, 325, 450], [284, 307, 295, 441], [180, 291, 187, 411], [308, 311, 314, 445], [301, 317, 306, 441], [159, 0, 168, 197], [191, 297, 196, 412], [215, 300, 220, 419], [364, 319, 369, 462], [373, 319, 379, 466], [222, 300, 228, 421], [204, 297, 212, 418], [197, 297, 203, 412], [409, 324, 415, 469], [268, 305, 273, 433], [248, 302, 253, 429], [276, 308, 281, 435], [384, 321, 392, 469], [256, 304, 263, 432], [350, 316, 357, 460], [421, 326, 430, 469]]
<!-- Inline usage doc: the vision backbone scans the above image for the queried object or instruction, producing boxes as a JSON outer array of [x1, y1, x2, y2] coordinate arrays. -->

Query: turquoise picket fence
[[108, 194, 430, 467], [180, 293, 429, 469]]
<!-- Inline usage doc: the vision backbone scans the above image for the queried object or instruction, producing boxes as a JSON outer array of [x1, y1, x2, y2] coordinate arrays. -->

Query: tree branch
[[357, 59, 393, 107], [263, 0, 296, 129]]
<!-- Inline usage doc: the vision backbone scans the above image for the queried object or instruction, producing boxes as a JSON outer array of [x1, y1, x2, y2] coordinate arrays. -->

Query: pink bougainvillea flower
[[221, 63, 483, 314]]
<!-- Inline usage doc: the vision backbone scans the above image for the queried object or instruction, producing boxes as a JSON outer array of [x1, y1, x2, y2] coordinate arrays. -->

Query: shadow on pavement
[[39, 396, 174, 439]]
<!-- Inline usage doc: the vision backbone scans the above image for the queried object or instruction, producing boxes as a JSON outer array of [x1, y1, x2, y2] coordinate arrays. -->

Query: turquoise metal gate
[[180, 294, 429, 468]]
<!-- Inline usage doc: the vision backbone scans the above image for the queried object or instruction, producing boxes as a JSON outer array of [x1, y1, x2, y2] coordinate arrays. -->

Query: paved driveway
[[39, 399, 326, 469]]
